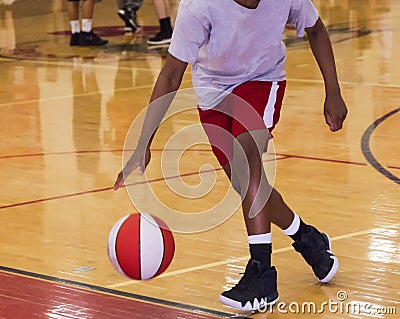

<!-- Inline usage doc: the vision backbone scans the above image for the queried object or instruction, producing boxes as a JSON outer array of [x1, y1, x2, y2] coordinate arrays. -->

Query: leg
[[231, 130, 273, 235], [116, 0, 125, 10], [67, 0, 80, 21], [81, 0, 95, 19], [147, 0, 173, 45], [222, 162, 294, 231], [219, 129, 279, 311], [152, 0, 169, 19], [216, 81, 339, 311], [117, 0, 142, 32], [79, 0, 108, 46], [227, 129, 339, 286], [68, 0, 81, 46], [226, 81, 294, 230], [226, 85, 339, 284]]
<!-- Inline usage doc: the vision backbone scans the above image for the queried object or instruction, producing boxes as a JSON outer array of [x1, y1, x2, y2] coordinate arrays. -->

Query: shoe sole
[[147, 38, 171, 45], [79, 42, 108, 46], [319, 233, 339, 283], [124, 26, 142, 33], [219, 294, 279, 311]]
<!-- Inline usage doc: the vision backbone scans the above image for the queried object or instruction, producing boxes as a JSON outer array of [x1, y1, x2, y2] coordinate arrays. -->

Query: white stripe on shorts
[[263, 81, 279, 128]]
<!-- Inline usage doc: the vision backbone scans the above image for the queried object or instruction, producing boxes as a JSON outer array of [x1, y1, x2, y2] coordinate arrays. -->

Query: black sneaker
[[219, 259, 279, 311], [292, 225, 339, 283], [118, 8, 140, 33], [79, 31, 108, 46], [147, 32, 172, 45], [69, 32, 81, 46]]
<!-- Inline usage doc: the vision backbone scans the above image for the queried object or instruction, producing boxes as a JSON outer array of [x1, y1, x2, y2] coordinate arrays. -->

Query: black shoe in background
[[69, 32, 81, 46], [118, 8, 140, 33], [147, 31, 172, 45], [79, 31, 108, 46]]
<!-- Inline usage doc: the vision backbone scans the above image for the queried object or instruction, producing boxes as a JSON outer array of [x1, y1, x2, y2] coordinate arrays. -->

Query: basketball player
[[114, 0, 347, 311]]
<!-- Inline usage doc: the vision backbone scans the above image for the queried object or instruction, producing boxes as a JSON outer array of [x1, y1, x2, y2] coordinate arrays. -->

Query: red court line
[[0, 148, 210, 160], [387, 165, 400, 170], [0, 156, 288, 210], [0, 147, 380, 168], [0, 271, 221, 319], [276, 153, 368, 166], [0, 149, 124, 159]]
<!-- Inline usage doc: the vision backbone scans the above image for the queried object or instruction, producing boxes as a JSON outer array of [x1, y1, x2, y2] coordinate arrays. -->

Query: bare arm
[[138, 53, 188, 148], [114, 54, 188, 189], [305, 18, 348, 131]]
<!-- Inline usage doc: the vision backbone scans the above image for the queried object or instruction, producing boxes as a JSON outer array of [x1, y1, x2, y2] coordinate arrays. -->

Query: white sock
[[248, 233, 272, 244], [81, 19, 92, 33], [70, 20, 80, 34], [282, 213, 300, 236]]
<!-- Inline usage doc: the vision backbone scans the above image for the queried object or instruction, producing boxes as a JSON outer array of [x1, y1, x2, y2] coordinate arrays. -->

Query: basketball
[[107, 213, 175, 280]]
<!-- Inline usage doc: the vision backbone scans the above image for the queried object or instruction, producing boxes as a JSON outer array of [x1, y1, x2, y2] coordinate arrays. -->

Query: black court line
[[0, 266, 251, 319], [361, 107, 400, 185]]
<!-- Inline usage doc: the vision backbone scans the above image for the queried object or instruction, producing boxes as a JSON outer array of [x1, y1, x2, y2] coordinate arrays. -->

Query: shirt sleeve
[[287, 0, 319, 37], [168, 1, 210, 64]]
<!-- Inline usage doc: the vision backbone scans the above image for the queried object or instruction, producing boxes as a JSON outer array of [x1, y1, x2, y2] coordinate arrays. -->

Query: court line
[[0, 147, 211, 159], [2, 77, 400, 108], [289, 78, 400, 89], [0, 147, 367, 166], [0, 57, 16, 62], [0, 80, 193, 108], [0, 156, 288, 210], [0, 150, 389, 210], [1, 223, 394, 317], [0, 53, 165, 72], [361, 107, 400, 184], [0, 267, 250, 319], [107, 224, 399, 289], [276, 153, 367, 167], [0, 149, 393, 210]]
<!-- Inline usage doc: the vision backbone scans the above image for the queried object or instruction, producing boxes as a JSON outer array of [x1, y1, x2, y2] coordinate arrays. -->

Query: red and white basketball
[[107, 213, 175, 280]]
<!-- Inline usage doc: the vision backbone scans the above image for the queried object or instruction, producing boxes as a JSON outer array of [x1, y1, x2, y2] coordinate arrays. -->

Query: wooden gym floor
[[0, 0, 399, 318]]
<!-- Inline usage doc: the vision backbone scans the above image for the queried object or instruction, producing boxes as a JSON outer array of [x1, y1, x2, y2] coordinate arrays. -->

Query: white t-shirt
[[168, 0, 319, 109]]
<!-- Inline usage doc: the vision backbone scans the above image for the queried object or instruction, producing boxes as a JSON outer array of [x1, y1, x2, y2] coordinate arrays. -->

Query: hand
[[324, 93, 348, 132], [113, 147, 151, 190]]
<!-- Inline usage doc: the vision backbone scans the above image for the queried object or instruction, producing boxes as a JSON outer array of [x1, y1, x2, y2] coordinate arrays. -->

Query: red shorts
[[198, 80, 286, 166]]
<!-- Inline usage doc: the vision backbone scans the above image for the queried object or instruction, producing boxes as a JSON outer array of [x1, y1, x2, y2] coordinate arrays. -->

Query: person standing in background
[[147, 0, 173, 45], [116, 0, 142, 32], [116, 0, 173, 45], [68, 0, 108, 46], [0, 0, 16, 54]]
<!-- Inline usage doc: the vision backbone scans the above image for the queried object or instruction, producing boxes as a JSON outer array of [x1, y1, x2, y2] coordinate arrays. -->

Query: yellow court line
[[0, 80, 193, 108], [106, 223, 399, 289], [0, 57, 16, 62], [2, 57, 164, 72], [3, 57, 400, 89], [289, 78, 400, 89], [2, 76, 400, 108]]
